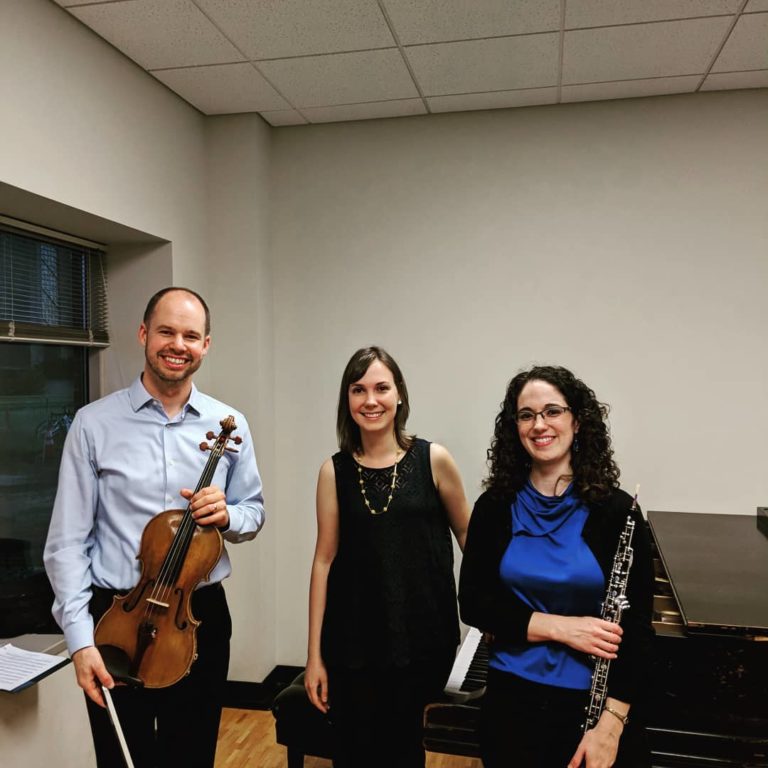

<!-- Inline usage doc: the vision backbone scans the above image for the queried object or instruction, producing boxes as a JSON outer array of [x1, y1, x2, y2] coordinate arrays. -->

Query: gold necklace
[[356, 449, 402, 516]]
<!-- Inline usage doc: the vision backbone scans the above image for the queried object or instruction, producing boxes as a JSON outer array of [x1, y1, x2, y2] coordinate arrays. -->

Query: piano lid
[[648, 510, 768, 636]]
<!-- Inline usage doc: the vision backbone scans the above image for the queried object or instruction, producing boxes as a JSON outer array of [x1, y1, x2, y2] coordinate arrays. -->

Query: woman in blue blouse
[[459, 365, 653, 768]]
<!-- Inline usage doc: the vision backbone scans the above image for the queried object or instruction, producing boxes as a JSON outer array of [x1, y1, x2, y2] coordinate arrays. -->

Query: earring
[[397, 400, 402, 405], [572, 436, 580, 453]]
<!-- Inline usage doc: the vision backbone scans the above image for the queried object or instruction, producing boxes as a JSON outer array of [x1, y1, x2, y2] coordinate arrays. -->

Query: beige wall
[[0, 0, 210, 293], [205, 115, 275, 681], [270, 90, 768, 664], [0, 1, 273, 765], [2, 0, 768, 763]]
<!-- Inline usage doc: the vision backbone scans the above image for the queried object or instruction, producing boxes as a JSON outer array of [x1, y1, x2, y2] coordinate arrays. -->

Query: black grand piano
[[425, 511, 768, 767]]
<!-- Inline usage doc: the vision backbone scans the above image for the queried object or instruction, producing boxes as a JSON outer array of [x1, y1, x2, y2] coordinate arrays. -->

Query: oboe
[[583, 486, 638, 730]]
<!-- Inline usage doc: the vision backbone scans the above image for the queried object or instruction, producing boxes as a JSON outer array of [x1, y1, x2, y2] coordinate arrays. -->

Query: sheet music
[[0, 643, 69, 692]]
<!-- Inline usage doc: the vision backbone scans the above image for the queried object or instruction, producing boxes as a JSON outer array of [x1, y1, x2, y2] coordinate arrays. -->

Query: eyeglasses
[[514, 405, 572, 424]]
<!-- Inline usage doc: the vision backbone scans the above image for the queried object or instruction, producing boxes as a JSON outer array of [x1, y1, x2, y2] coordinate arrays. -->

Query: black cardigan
[[458, 486, 654, 705]]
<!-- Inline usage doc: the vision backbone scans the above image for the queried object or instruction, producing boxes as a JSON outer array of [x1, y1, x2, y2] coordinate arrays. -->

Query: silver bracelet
[[603, 704, 629, 726]]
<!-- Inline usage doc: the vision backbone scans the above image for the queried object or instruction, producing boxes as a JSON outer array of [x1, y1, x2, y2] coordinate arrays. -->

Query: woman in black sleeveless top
[[305, 346, 470, 767]]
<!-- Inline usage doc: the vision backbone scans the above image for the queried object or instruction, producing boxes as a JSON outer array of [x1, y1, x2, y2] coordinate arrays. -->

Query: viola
[[94, 416, 241, 688]]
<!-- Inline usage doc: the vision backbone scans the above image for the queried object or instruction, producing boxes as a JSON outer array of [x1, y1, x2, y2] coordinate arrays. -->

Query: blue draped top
[[489, 480, 604, 689]]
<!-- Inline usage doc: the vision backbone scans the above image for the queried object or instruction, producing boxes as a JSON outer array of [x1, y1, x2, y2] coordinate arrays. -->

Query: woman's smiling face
[[347, 359, 399, 438], [516, 379, 578, 474]]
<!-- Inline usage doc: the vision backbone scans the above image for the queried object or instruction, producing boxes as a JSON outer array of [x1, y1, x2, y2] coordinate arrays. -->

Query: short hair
[[142, 287, 211, 336], [336, 346, 413, 455], [485, 365, 619, 504]]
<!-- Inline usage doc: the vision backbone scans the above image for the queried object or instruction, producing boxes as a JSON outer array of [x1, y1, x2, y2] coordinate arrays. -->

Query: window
[[0, 222, 108, 637]]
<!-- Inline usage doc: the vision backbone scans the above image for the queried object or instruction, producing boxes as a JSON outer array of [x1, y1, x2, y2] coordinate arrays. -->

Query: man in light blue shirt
[[44, 286, 265, 768]]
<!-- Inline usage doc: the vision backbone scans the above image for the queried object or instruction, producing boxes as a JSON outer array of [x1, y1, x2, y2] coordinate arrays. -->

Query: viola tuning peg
[[206, 431, 216, 440], [229, 436, 243, 445], [199, 441, 210, 452]]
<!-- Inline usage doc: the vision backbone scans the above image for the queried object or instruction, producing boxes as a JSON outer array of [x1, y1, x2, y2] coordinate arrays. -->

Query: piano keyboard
[[443, 627, 489, 702]]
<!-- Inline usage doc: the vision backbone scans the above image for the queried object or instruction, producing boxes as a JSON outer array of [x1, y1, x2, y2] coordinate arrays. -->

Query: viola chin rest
[[98, 644, 145, 689]]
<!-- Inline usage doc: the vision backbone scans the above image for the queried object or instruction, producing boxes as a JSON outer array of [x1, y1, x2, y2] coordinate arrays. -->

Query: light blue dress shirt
[[44, 376, 265, 655]]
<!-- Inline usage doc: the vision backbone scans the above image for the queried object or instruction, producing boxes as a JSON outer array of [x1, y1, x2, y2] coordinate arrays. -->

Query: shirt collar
[[128, 376, 154, 411], [128, 375, 202, 416]]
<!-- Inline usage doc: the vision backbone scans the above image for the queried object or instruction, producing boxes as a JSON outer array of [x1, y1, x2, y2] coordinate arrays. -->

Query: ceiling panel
[[301, 98, 427, 123], [711, 12, 768, 71], [406, 34, 560, 95], [566, 0, 742, 29], [50, 0, 767, 123], [70, 0, 244, 70], [562, 75, 701, 102], [153, 63, 291, 114], [196, 0, 394, 59], [563, 17, 731, 83], [382, 0, 560, 44], [428, 87, 558, 113], [52, 0, 125, 5], [258, 49, 418, 108], [702, 69, 768, 89], [259, 109, 308, 127]]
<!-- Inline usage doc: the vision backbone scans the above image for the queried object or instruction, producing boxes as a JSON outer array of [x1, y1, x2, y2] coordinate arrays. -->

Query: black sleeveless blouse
[[321, 438, 460, 669]]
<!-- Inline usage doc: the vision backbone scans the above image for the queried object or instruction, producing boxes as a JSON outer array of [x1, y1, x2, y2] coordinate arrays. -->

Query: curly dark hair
[[336, 346, 414, 455], [484, 365, 619, 504]]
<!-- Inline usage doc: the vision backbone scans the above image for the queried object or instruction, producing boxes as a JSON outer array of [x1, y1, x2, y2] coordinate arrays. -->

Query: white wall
[[2, 0, 767, 759], [0, 0, 210, 294], [0, 1, 274, 764], [270, 89, 768, 665], [205, 114, 275, 681], [1, 660, 96, 768]]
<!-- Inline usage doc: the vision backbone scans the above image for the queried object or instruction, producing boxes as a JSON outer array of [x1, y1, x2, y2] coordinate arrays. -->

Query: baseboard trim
[[223, 665, 304, 710]]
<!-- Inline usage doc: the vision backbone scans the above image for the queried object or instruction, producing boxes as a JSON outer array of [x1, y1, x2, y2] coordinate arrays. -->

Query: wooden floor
[[215, 707, 481, 768]]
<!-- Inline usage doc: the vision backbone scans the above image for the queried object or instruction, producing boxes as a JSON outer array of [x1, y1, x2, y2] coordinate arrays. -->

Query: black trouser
[[480, 667, 650, 768], [327, 656, 453, 768], [86, 583, 231, 768]]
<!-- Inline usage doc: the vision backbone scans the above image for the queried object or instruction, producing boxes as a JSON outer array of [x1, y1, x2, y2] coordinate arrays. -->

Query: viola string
[[150, 440, 224, 609]]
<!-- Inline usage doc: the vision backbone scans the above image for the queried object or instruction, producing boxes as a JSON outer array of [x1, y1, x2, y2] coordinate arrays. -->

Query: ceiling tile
[[259, 110, 309, 127], [302, 99, 427, 123], [196, 0, 394, 59], [406, 34, 559, 95], [152, 63, 291, 114], [701, 69, 768, 89], [712, 13, 768, 71], [562, 75, 700, 102], [745, 0, 768, 11], [70, 0, 244, 70], [258, 49, 418, 108], [563, 17, 731, 83], [382, 0, 560, 44], [428, 87, 558, 113], [54, 1, 125, 5], [566, 0, 741, 29]]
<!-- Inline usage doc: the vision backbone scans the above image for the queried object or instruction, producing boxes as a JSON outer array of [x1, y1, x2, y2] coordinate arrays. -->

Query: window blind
[[0, 226, 109, 347]]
